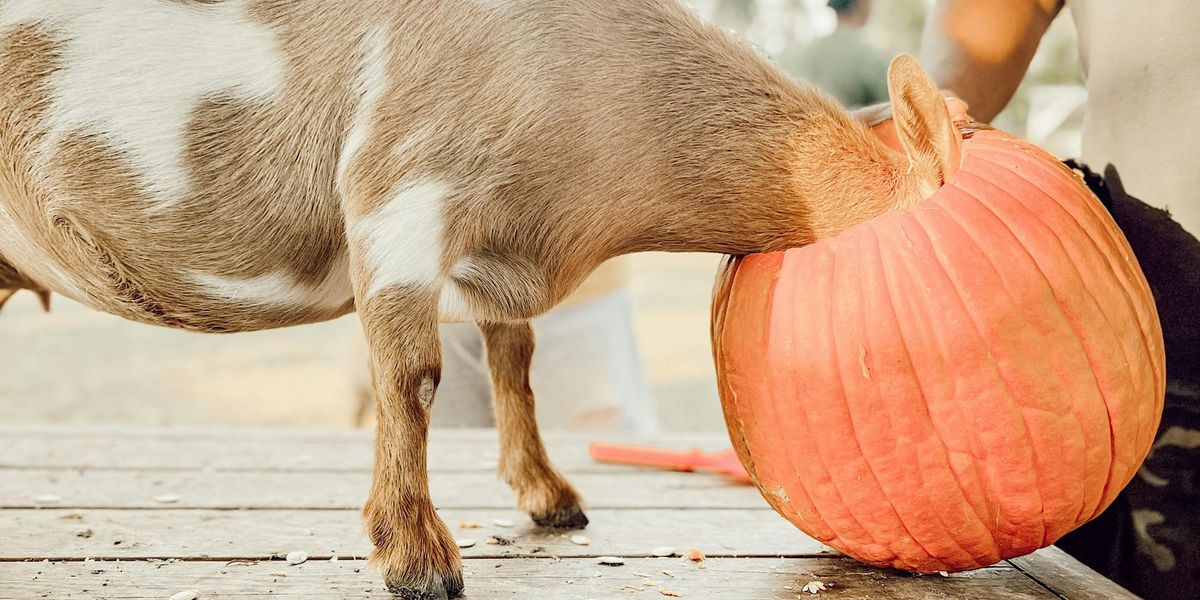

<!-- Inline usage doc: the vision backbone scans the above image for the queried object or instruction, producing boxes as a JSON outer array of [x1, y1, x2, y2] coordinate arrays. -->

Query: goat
[[0, 1, 956, 598]]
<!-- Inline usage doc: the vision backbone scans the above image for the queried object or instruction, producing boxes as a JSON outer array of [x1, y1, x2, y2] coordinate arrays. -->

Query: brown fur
[[0, 24, 58, 310], [481, 321, 586, 528], [358, 285, 463, 596], [0, 2, 953, 598]]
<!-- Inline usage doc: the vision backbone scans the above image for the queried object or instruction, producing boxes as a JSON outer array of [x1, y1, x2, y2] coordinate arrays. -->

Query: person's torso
[[1069, 0, 1200, 233]]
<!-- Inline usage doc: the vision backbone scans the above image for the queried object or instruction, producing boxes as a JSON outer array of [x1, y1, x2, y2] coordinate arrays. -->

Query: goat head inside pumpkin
[[711, 56, 1165, 573]]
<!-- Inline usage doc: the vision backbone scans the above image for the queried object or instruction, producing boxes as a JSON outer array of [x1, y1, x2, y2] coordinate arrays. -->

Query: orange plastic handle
[[588, 443, 705, 472]]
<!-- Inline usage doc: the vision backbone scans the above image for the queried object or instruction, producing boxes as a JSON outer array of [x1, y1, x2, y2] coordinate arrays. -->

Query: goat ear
[[887, 54, 961, 187]]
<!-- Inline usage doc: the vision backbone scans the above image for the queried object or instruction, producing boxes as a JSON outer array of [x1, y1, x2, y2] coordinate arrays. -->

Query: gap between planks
[[1009, 546, 1140, 600]]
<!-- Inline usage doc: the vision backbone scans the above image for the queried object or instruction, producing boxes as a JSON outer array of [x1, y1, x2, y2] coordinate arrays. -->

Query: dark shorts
[[1056, 163, 1200, 600]]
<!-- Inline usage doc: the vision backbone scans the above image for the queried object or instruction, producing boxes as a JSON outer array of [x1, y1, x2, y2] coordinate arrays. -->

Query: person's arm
[[920, 0, 1064, 122]]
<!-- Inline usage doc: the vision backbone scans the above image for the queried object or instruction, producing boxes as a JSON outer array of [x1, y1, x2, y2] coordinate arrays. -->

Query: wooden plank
[[0, 425, 727, 444], [0, 427, 732, 474], [0, 424, 379, 441], [0, 435, 683, 475], [1009, 546, 1140, 600], [0, 557, 1055, 600], [0, 469, 763, 509], [0, 508, 831, 561]]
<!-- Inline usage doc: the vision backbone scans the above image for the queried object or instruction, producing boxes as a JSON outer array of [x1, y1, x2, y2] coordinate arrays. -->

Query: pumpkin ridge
[[970, 151, 1162, 486], [889, 211, 1013, 559], [870, 220, 1001, 564], [970, 148, 1159, 389], [975, 146, 1166, 393], [865, 224, 994, 568], [835, 232, 974, 566], [731, 253, 850, 548], [888, 211, 1004, 553], [802, 245, 902, 561], [713, 259, 760, 487], [722, 257, 799, 526], [972, 147, 1163, 401], [818, 244, 921, 565], [909, 208, 1049, 553], [850, 229, 972, 570], [970, 148, 1157, 364], [925, 197, 1088, 549], [951, 166, 1127, 524], [951, 170, 1112, 514], [941, 174, 1106, 534], [761, 254, 844, 546]]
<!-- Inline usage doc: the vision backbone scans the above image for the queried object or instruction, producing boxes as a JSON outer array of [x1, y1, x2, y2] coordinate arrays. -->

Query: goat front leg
[[360, 287, 462, 599], [480, 321, 588, 529]]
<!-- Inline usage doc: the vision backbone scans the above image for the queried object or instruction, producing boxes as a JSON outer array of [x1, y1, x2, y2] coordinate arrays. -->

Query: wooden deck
[[0, 426, 1137, 599]]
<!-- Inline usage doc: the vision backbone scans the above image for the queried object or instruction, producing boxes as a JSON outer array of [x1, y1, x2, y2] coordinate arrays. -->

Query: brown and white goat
[[0, 1, 957, 597]]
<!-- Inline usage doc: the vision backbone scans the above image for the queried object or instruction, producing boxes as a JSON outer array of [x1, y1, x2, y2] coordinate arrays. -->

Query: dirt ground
[[0, 252, 728, 433]]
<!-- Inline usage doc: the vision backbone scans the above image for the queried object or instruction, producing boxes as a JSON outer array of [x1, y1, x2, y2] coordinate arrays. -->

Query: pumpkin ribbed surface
[[711, 129, 1165, 573]]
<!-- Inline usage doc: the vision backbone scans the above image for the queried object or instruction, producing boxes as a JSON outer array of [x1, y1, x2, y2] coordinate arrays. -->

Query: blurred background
[[0, 0, 1086, 433]]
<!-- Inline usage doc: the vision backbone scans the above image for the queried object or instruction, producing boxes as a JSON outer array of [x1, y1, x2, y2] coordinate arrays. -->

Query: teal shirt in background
[[783, 28, 889, 109]]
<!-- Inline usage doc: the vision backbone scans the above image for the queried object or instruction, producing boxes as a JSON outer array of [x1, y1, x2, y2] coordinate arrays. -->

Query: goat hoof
[[385, 572, 464, 600], [532, 504, 590, 529]]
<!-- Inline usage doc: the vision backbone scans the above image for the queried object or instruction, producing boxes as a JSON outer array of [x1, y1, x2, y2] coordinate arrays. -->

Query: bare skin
[[854, 0, 1063, 125]]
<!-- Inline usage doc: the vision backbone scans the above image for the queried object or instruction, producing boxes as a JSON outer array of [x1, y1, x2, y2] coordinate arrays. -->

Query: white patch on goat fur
[[438, 282, 474, 322], [436, 256, 486, 321], [336, 29, 391, 185], [353, 180, 449, 300], [1, 0, 284, 208], [189, 256, 353, 310]]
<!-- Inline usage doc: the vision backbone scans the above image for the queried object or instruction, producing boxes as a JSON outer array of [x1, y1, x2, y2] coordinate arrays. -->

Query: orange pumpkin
[[711, 73, 1165, 572]]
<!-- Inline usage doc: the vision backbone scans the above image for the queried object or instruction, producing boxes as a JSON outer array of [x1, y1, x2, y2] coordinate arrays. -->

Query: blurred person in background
[[784, 0, 889, 108], [355, 259, 658, 434], [901, 2, 1200, 598]]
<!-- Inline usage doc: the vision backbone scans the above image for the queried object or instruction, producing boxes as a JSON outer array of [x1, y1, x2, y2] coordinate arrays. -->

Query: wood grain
[[0, 427, 731, 474], [0, 426, 1137, 599], [1010, 546, 1141, 600], [1, 468, 760, 509], [0, 508, 831, 561], [0, 557, 1056, 600]]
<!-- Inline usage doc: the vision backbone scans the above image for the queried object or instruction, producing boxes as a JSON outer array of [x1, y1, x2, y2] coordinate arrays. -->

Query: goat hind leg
[[481, 321, 587, 529]]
